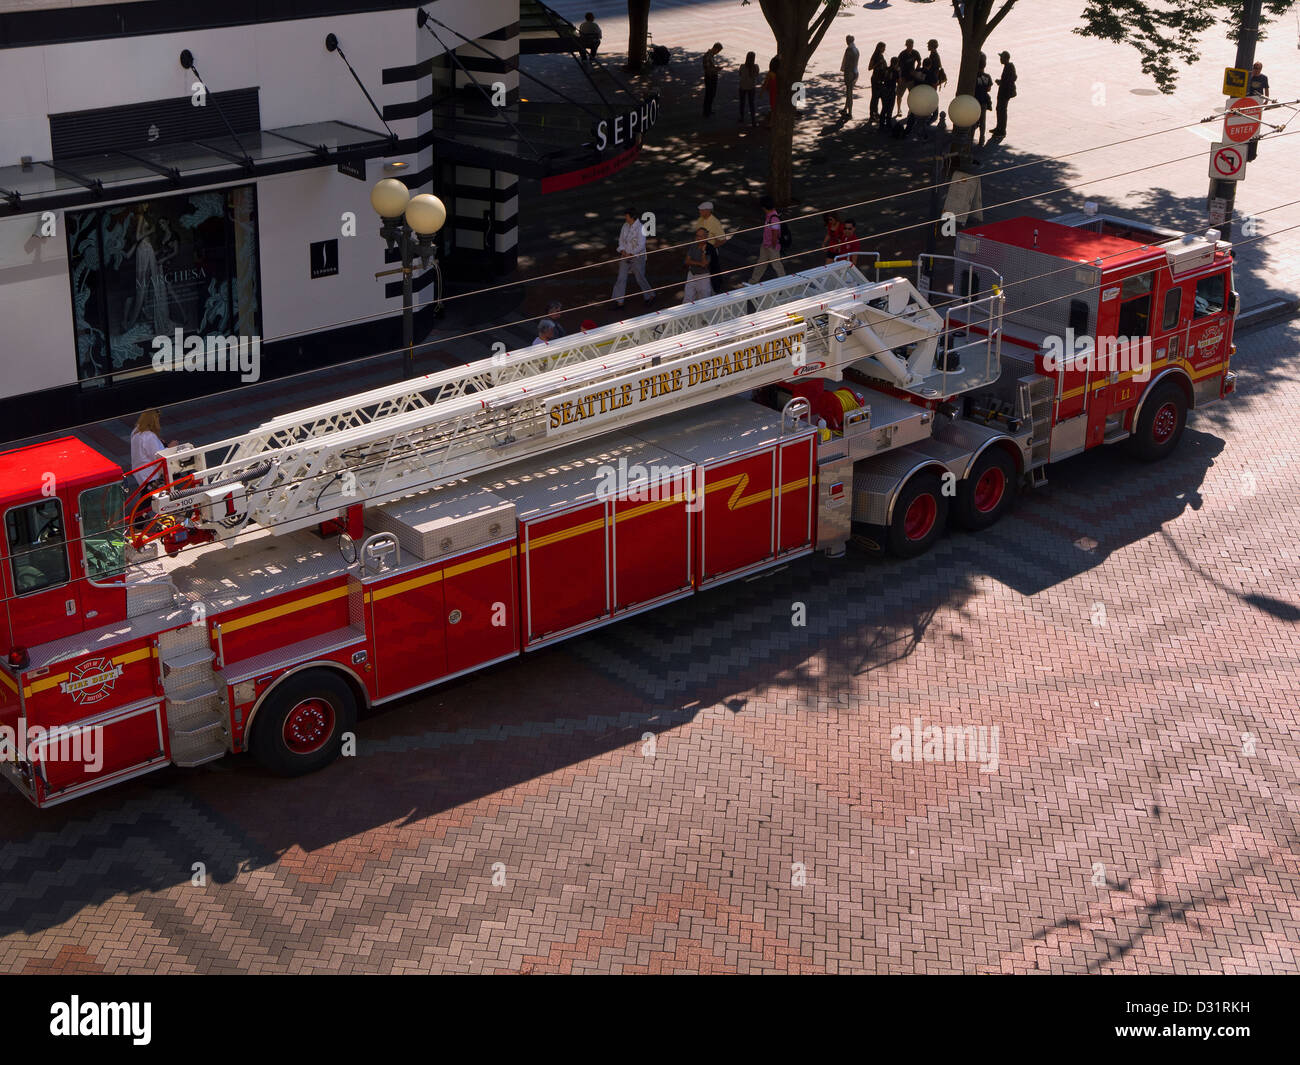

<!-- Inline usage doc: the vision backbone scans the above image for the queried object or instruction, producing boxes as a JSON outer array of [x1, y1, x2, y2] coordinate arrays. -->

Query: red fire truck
[[0, 212, 1237, 807]]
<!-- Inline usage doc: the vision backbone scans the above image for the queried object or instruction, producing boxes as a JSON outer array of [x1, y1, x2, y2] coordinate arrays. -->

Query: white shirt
[[618, 220, 646, 256], [130, 429, 165, 485]]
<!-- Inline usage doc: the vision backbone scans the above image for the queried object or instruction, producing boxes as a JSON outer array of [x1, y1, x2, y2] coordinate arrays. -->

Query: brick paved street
[[2, 1, 1300, 974]]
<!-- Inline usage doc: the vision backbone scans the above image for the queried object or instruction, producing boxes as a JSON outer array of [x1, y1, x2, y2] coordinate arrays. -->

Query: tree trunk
[[626, 0, 651, 73], [758, 0, 841, 207], [768, 91, 797, 205]]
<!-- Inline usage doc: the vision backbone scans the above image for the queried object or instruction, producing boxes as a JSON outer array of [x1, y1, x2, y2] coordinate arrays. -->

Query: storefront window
[[66, 185, 261, 384]]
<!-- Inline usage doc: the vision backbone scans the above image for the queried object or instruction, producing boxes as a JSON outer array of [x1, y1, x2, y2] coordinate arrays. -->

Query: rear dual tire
[[953, 448, 1018, 531]]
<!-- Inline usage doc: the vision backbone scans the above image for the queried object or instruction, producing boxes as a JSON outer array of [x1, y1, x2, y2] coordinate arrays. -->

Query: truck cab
[[956, 214, 1236, 461], [0, 439, 128, 663]]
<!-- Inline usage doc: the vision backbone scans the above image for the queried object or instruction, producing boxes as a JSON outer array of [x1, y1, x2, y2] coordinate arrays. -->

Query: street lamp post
[[370, 178, 446, 379], [907, 85, 945, 266]]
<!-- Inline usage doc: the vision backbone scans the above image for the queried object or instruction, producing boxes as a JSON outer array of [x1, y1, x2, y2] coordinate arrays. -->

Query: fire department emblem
[[59, 657, 123, 705]]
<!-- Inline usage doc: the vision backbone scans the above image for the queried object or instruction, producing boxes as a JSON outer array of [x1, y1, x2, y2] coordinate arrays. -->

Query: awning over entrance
[[1, 118, 390, 217], [1, 119, 393, 216], [519, 0, 584, 57]]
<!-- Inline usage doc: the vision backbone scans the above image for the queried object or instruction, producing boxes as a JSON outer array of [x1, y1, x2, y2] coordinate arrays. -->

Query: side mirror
[[1227, 290, 1238, 314]]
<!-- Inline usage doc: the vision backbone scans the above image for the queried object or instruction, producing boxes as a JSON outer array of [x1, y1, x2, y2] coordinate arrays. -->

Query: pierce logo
[[59, 658, 123, 704]]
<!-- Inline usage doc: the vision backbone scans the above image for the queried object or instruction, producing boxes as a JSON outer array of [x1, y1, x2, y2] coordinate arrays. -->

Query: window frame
[[5, 498, 72, 599], [79, 482, 128, 587], [1194, 273, 1227, 319], [1161, 287, 1183, 332]]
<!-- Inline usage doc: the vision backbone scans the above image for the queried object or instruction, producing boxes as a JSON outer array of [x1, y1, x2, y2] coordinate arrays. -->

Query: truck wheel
[[888, 473, 948, 558], [1128, 382, 1187, 462], [954, 448, 1017, 530], [251, 670, 357, 777]]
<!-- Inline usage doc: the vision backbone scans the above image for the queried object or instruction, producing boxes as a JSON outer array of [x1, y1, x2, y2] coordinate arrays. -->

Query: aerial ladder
[[138, 264, 1003, 555]]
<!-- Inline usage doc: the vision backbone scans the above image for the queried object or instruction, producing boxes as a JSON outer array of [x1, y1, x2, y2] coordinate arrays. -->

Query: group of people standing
[[703, 43, 783, 125], [850, 37, 1016, 144]]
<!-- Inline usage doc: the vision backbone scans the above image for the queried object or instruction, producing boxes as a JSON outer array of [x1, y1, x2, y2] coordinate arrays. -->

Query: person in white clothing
[[613, 208, 655, 307], [129, 409, 168, 485], [129, 409, 174, 531], [532, 319, 557, 345]]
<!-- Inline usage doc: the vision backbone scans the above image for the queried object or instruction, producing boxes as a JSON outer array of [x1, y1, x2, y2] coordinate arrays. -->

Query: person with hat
[[691, 201, 727, 287], [992, 50, 1016, 139], [613, 208, 655, 308]]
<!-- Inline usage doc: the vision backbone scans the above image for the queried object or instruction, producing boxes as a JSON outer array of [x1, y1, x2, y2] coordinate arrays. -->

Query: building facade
[[0, 0, 532, 438]]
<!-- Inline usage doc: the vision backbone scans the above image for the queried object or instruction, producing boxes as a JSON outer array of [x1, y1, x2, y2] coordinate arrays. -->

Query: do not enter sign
[[1209, 141, 1247, 181], [1223, 97, 1262, 143]]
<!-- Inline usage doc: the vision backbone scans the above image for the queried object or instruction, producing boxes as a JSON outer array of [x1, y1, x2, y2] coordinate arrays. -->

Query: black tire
[[953, 447, 1018, 531], [250, 670, 357, 777], [887, 473, 949, 558], [1128, 381, 1187, 462]]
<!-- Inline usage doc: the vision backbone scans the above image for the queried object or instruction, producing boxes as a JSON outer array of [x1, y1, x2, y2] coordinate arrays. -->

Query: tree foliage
[[1075, 0, 1296, 93]]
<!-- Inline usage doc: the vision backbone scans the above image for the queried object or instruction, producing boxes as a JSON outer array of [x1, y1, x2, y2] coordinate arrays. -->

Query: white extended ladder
[[154, 266, 971, 542]]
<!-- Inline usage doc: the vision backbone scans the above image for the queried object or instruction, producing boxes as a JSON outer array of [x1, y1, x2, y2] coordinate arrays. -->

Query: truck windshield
[[80, 482, 126, 583]]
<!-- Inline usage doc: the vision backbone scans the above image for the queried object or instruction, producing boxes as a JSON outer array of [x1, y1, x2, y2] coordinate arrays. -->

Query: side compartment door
[[699, 448, 776, 585], [367, 564, 448, 698], [441, 542, 520, 674], [522, 503, 610, 646], [33, 700, 168, 804], [612, 474, 693, 613], [776, 435, 815, 555]]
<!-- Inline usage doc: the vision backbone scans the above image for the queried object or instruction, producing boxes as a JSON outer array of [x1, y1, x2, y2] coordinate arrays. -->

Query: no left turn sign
[[1209, 141, 1247, 181]]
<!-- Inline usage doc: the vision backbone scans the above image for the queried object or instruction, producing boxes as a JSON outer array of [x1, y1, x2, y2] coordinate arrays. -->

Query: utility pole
[[1208, 0, 1264, 239]]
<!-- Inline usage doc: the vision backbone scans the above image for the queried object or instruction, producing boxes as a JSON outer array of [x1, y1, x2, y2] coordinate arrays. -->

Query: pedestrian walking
[[1248, 61, 1270, 99], [532, 319, 557, 346], [973, 53, 993, 147], [749, 197, 786, 284], [992, 50, 1016, 139], [840, 35, 860, 118], [683, 228, 715, 302], [130, 409, 175, 531], [926, 40, 946, 90], [763, 56, 780, 124], [577, 13, 602, 62], [896, 39, 921, 115], [702, 43, 723, 117], [867, 42, 888, 119], [739, 51, 760, 126], [613, 208, 655, 307], [691, 201, 727, 288]]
